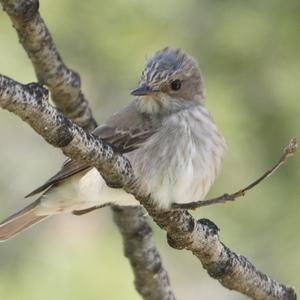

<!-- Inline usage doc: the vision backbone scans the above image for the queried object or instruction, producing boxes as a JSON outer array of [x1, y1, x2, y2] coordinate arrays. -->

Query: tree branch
[[173, 138, 298, 210], [113, 206, 175, 300], [0, 0, 96, 131], [0, 1, 175, 297], [0, 75, 296, 300]]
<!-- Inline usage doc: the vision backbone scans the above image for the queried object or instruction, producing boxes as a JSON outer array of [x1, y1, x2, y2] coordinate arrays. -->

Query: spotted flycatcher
[[0, 47, 225, 240]]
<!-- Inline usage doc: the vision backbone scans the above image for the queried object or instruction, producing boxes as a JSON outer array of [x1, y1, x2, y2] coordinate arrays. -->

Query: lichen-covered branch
[[0, 1, 176, 298], [0, 75, 296, 300], [144, 210, 297, 300], [0, 0, 96, 131], [0, 75, 132, 185], [113, 206, 175, 300]]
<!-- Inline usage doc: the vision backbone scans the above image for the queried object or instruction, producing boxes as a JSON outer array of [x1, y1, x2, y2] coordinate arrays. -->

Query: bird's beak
[[131, 85, 159, 96]]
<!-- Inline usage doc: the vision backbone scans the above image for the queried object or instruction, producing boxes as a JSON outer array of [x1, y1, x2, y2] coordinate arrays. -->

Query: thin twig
[[173, 137, 298, 210]]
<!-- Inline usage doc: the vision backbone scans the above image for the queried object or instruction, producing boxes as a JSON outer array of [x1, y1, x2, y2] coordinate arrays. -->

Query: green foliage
[[0, 0, 299, 299]]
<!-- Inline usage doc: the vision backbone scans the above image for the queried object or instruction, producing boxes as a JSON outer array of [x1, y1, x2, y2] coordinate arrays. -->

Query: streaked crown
[[140, 47, 205, 101]]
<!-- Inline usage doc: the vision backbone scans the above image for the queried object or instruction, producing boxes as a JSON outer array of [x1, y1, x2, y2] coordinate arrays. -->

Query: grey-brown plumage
[[0, 47, 226, 241], [0, 199, 46, 240]]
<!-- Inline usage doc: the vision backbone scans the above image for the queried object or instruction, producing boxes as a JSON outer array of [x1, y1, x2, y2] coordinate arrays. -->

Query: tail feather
[[0, 199, 48, 241]]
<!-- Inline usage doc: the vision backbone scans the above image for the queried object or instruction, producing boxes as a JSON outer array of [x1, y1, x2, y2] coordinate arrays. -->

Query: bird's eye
[[170, 79, 181, 91]]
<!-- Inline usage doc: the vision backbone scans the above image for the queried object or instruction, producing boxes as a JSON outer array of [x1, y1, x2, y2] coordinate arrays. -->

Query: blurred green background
[[0, 0, 299, 299]]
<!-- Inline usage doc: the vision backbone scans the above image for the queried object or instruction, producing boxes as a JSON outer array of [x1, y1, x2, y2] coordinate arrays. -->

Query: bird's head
[[132, 47, 205, 114]]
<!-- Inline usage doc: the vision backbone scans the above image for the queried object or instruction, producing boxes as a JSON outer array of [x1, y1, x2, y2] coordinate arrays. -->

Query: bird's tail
[[0, 198, 48, 241]]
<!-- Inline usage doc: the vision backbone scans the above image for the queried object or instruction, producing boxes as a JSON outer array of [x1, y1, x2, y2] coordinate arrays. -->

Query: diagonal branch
[[0, 0, 96, 131], [0, 1, 175, 298], [173, 138, 298, 210], [0, 75, 296, 300]]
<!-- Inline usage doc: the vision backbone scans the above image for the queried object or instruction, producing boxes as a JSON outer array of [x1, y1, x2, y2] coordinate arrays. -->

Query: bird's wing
[[25, 159, 91, 198], [25, 101, 160, 198], [92, 103, 158, 153]]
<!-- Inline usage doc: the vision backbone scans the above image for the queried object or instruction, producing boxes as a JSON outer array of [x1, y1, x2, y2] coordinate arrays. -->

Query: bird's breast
[[127, 106, 226, 209]]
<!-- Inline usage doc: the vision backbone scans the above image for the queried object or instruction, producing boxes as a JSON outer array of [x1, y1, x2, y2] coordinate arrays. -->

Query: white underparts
[[37, 169, 138, 215]]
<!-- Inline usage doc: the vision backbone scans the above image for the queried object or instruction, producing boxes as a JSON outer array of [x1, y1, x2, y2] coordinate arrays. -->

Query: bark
[[0, 75, 296, 300], [1, 0, 96, 131], [113, 206, 175, 300]]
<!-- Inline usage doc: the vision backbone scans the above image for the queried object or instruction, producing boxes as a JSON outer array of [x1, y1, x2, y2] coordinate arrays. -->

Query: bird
[[0, 47, 226, 241]]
